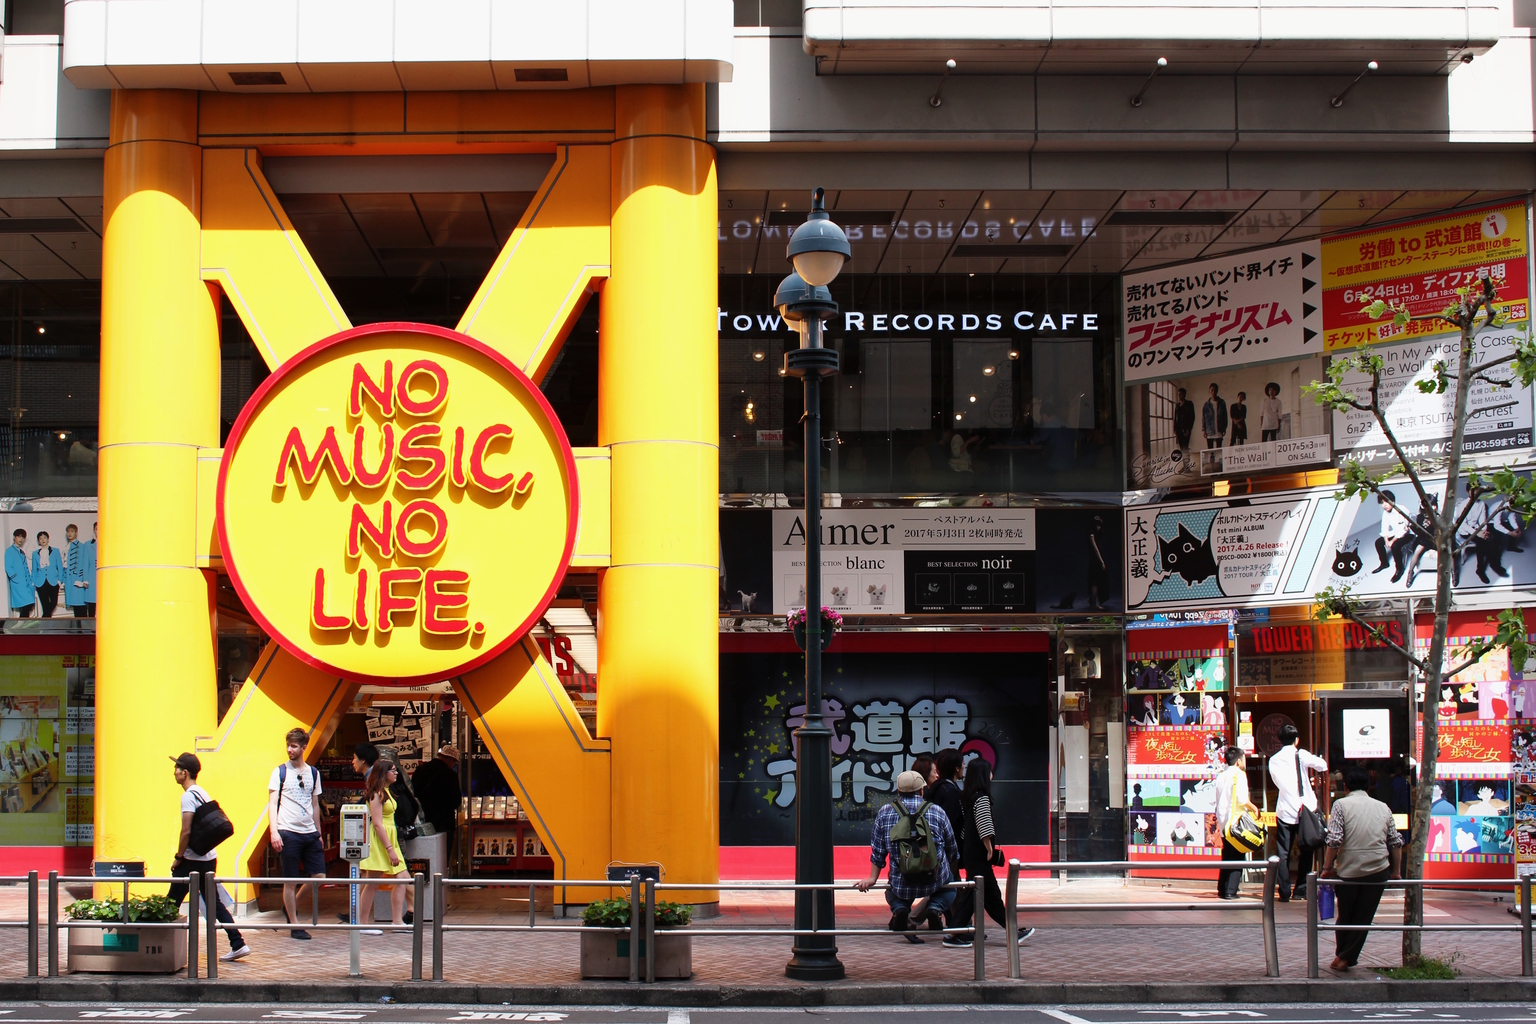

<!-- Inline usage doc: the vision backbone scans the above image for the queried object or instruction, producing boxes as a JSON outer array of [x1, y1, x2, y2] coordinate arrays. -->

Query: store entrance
[[1057, 631, 1125, 863]]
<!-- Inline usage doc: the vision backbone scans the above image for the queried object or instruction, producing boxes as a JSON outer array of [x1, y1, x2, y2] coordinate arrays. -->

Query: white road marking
[[446, 1017, 568, 1022], [1041, 1010, 1094, 1024], [264, 1015, 374, 1021], [668, 1014, 689, 1024], [78, 1014, 192, 1020], [1140, 1014, 1266, 1019]]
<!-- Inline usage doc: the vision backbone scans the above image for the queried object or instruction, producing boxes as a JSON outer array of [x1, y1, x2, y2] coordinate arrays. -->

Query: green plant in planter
[[66, 895, 181, 923], [581, 896, 692, 929]]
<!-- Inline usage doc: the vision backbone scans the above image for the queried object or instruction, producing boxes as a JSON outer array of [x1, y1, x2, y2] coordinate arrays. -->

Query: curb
[[0, 978, 1534, 1005]]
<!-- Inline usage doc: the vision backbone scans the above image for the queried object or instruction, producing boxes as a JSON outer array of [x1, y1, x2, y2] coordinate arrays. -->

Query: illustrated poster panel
[[0, 656, 67, 845], [1127, 357, 1330, 489], [1122, 241, 1323, 383], [719, 651, 1049, 847]]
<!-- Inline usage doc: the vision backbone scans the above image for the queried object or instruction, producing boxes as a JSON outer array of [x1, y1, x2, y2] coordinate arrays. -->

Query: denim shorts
[[278, 829, 327, 877]]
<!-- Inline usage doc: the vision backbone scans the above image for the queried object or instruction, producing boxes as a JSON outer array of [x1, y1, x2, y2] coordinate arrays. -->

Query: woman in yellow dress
[[358, 760, 409, 932]]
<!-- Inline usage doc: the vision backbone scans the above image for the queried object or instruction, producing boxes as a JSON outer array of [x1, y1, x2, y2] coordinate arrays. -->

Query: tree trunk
[[1403, 316, 1477, 965]]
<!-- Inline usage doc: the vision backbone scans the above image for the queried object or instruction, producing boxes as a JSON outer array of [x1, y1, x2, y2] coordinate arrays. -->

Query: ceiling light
[[752, 351, 765, 362], [982, 366, 995, 376], [1008, 350, 1019, 360], [968, 395, 977, 403], [955, 414, 963, 421], [36, 326, 44, 334], [778, 368, 786, 376]]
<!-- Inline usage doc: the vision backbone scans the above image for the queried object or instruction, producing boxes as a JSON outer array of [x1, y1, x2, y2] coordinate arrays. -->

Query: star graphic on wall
[[768, 742, 780, 754], [765, 695, 781, 710], [764, 789, 776, 803], [747, 729, 756, 737]]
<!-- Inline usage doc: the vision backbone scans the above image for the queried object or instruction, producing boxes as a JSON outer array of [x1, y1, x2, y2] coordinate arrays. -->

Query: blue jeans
[[886, 884, 956, 919]]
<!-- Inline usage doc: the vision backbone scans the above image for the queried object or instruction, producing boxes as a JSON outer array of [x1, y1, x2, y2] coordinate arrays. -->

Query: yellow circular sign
[[218, 323, 578, 685]]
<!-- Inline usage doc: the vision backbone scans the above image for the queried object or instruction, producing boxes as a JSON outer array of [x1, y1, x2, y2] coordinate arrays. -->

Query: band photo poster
[[1125, 202, 1535, 492]]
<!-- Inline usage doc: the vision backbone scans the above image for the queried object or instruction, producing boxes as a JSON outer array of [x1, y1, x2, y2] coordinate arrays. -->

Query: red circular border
[[216, 322, 580, 686]]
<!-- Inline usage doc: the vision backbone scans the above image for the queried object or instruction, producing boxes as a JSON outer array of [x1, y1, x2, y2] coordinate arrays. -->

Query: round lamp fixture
[[786, 187, 851, 287]]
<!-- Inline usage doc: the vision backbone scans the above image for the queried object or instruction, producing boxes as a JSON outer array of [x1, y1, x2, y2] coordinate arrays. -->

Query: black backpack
[[390, 778, 421, 841], [187, 791, 234, 857]]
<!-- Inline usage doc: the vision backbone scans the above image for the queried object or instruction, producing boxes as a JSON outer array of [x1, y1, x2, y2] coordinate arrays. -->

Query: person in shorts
[[268, 727, 325, 940]]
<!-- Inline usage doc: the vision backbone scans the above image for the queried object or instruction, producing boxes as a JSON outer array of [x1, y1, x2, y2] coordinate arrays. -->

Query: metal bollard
[[312, 875, 320, 926], [187, 872, 200, 981], [627, 875, 641, 984], [528, 882, 537, 929], [432, 874, 444, 982], [46, 871, 57, 977], [26, 870, 37, 978], [204, 871, 218, 981], [1523, 875, 1533, 978], [1305, 871, 1319, 979], [1005, 859, 1021, 980], [411, 873, 425, 982], [973, 878, 985, 981], [644, 878, 656, 984], [1262, 855, 1279, 978]]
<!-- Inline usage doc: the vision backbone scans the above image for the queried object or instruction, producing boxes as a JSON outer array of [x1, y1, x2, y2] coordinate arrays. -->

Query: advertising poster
[[1126, 473, 1536, 612], [718, 650, 1048, 847], [1122, 241, 1324, 383], [1127, 724, 1228, 856], [1342, 707, 1392, 759], [1127, 357, 1332, 488], [0, 656, 65, 844], [1428, 720, 1512, 778], [1329, 328, 1534, 465], [1321, 203, 1529, 351], [0, 512, 98, 619], [718, 507, 1122, 616], [1127, 656, 1230, 728]]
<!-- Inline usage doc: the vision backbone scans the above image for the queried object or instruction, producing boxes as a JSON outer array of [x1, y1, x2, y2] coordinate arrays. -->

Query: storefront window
[[719, 273, 1120, 499]]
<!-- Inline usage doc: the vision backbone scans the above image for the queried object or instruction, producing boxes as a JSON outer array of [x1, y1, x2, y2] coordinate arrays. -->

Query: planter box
[[579, 928, 691, 979], [68, 923, 187, 974]]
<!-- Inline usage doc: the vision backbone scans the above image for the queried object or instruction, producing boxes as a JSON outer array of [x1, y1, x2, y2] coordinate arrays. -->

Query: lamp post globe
[[787, 187, 850, 287]]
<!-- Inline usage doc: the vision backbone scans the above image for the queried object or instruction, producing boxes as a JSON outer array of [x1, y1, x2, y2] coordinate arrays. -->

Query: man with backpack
[[854, 769, 958, 944], [268, 727, 325, 940], [167, 752, 250, 961]]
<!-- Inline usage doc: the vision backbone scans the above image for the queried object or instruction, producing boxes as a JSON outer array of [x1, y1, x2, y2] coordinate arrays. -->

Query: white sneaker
[[219, 945, 251, 962], [361, 928, 383, 935], [1015, 927, 1036, 944]]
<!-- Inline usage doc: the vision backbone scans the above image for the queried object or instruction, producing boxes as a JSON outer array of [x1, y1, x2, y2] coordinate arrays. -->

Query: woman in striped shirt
[[946, 757, 1035, 949]]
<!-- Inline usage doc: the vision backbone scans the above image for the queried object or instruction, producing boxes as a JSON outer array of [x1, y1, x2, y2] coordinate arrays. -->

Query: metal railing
[[1304, 871, 1535, 978], [0, 872, 38, 977], [1002, 857, 1282, 979], [432, 876, 988, 982]]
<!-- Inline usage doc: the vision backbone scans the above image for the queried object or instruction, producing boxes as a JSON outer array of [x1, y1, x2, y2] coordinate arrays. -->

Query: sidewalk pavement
[[0, 875, 1530, 1001]]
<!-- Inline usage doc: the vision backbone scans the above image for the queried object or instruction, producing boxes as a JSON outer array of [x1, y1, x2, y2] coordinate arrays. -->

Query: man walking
[[5, 530, 32, 618], [1268, 723, 1327, 901], [1320, 766, 1403, 971], [1213, 746, 1256, 899], [167, 752, 250, 962], [267, 727, 325, 940], [411, 743, 463, 860], [854, 770, 959, 944]]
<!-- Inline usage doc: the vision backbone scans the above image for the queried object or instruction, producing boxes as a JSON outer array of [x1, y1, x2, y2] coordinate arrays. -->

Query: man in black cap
[[167, 752, 250, 962]]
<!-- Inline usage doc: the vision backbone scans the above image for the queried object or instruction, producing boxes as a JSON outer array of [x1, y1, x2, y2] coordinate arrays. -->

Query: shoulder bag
[[1223, 769, 1266, 854], [1294, 750, 1326, 850]]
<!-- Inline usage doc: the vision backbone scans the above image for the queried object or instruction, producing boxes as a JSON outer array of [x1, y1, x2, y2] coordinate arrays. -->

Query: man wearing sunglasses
[[267, 727, 325, 940]]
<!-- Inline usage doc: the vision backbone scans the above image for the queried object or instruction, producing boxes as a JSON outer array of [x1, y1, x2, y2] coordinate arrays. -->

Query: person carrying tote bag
[[1214, 746, 1263, 899], [1267, 723, 1329, 901]]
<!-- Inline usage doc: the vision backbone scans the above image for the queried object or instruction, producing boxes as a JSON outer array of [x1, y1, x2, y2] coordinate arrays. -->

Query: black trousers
[[1335, 868, 1391, 966], [1274, 819, 1315, 898], [1218, 838, 1245, 897], [167, 858, 244, 951], [949, 858, 1006, 932], [70, 602, 94, 617], [37, 586, 57, 618]]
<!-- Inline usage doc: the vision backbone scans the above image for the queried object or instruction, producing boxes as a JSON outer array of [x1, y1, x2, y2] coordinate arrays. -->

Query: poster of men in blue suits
[[0, 513, 96, 619]]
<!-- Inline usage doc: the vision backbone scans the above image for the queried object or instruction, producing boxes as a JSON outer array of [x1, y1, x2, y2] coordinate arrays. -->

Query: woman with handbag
[[943, 758, 1036, 949], [1267, 724, 1329, 901], [1214, 746, 1261, 899]]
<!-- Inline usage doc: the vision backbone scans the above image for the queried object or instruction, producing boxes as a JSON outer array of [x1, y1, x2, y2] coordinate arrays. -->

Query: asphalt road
[[0, 1006, 1531, 1024]]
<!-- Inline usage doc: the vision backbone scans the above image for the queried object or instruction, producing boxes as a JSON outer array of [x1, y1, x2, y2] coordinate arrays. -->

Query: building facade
[[0, 0, 1532, 890]]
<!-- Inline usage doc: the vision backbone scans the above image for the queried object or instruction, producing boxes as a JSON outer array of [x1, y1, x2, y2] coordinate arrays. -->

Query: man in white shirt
[[1267, 724, 1328, 901], [1213, 746, 1257, 899], [268, 727, 325, 940], [167, 752, 249, 961]]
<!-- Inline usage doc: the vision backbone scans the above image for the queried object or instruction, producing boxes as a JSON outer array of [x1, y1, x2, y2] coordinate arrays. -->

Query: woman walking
[[357, 760, 410, 933], [944, 758, 1035, 949]]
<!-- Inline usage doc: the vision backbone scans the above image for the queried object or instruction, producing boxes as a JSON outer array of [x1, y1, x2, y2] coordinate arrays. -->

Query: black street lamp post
[[777, 188, 850, 982]]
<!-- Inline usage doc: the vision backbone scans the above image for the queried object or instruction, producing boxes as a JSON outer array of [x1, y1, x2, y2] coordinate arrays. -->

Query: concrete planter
[[67, 923, 187, 974], [579, 928, 691, 979]]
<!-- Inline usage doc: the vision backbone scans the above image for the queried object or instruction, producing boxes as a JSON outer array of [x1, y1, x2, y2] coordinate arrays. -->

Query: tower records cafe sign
[[217, 323, 579, 685]]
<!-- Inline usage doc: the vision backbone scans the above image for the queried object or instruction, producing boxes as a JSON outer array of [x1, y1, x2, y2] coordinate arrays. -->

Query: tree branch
[[1334, 605, 1428, 672]]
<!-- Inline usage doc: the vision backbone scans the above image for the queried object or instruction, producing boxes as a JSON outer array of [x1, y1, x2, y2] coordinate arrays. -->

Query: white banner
[[1330, 328, 1535, 465], [1123, 241, 1324, 383]]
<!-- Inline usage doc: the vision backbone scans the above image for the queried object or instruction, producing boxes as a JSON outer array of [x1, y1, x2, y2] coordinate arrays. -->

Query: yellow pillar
[[96, 91, 220, 873], [597, 85, 719, 894]]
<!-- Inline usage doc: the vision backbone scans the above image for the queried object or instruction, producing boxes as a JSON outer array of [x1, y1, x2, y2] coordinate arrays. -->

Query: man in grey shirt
[[1319, 766, 1403, 971]]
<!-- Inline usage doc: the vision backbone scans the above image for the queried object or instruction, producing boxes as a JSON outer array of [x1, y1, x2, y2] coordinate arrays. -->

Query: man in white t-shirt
[[1213, 746, 1257, 899], [168, 752, 249, 961], [267, 727, 325, 940]]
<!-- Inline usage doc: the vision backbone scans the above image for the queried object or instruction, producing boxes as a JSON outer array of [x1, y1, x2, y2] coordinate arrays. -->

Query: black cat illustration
[[1158, 523, 1218, 585], [1332, 541, 1363, 578]]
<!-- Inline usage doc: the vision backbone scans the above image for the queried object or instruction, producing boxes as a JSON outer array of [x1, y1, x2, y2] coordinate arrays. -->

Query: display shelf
[[467, 819, 552, 872]]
